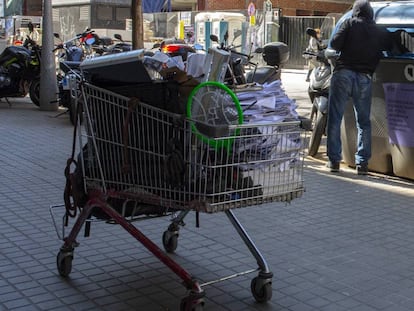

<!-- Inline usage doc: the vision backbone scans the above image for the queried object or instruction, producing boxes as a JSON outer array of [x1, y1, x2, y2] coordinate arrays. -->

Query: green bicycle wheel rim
[[187, 81, 243, 150]]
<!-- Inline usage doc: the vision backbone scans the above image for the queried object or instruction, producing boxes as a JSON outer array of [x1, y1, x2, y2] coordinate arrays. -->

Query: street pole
[[131, 0, 143, 49], [39, 0, 58, 111], [263, 0, 272, 44]]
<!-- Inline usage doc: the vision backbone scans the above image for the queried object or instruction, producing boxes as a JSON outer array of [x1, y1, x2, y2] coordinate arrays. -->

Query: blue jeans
[[327, 69, 372, 165]]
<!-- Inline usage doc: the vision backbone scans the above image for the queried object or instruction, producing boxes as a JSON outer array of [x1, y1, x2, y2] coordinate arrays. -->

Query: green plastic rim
[[187, 81, 243, 150]]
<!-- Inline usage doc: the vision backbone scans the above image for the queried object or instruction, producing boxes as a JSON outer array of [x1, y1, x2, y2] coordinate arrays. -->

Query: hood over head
[[352, 0, 374, 20]]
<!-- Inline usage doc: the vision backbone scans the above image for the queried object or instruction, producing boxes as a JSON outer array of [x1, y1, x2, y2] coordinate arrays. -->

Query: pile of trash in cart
[[80, 47, 300, 120], [76, 46, 306, 211]]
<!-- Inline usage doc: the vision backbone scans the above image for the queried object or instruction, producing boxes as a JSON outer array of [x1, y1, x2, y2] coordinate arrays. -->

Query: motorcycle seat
[[247, 65, 281, 84]]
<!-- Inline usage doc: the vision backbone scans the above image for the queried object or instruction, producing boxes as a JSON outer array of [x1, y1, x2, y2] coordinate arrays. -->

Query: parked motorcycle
[[54, 28, 97, 63], [210, 31, 289, 86], [108, 34, 132, 53], [209, 31, 251, 85], [53, 30, 95, 124], [93, 34, 132, 55], [93, 34, 156, 57], [246, 42, 289, 84], [303, 27, 332, 157], [158, 37, 195, 61], [0, 22, 41, 106]]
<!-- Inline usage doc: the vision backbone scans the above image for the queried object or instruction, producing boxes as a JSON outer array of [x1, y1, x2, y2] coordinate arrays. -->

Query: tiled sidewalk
[[1, 94, 414, 311]]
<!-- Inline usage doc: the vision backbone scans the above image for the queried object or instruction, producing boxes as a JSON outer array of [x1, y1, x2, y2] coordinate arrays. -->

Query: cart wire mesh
[[79, 82, 306, 213]]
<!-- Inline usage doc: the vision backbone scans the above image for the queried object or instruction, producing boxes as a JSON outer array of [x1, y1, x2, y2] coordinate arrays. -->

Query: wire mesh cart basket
[[51, 81, 306, 310]]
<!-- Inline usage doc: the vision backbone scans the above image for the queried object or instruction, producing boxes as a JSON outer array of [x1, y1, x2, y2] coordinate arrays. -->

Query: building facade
[[4, 0, 354, 17], [197, 0, 354, 16], [195, 0, 353, 16], [1, 0, 42, 16]]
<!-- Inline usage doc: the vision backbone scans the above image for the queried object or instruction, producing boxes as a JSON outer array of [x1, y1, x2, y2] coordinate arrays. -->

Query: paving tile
[[35, 298, 66, 310], [288, 302, 317, 311], [4, 298, 33, 310], [28, 293, 60, 304], [2, 81, 414, 310]]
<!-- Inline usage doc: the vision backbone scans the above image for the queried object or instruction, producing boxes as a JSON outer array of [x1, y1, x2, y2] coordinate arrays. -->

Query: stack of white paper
[[237, 80, 299, 124]]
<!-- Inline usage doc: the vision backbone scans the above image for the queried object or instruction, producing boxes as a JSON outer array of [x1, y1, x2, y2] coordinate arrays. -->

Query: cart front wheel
[[57, 250, 73, 277], [162, 230, 178, 253], [251, 276, 272, 303], [180, 296, 204, 311]]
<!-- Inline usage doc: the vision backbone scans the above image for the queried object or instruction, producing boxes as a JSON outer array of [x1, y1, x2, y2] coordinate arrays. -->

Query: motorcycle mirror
[[306, 27, 318, 38], [114, 33, 123, 41], [210, 34, 219, 42]]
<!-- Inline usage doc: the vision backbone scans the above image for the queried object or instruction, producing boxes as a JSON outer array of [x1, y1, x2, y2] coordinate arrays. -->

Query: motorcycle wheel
[[308, 110, 327, 157], [29, 78, 41, 107]]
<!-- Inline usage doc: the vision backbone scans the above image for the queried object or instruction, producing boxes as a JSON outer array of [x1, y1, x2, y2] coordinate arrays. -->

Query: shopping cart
[[51, 81, 306, 310]]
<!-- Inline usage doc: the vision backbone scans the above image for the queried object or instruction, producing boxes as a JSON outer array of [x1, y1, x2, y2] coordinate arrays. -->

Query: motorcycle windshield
[[319, 13, 344, 43]]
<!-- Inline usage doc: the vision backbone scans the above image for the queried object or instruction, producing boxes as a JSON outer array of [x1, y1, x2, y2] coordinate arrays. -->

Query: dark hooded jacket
[[330, 0, 391, 74]]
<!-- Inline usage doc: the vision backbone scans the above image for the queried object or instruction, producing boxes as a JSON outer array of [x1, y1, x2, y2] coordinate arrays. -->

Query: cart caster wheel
[[180, 297, 204, 311], [56, 250, 73, 277], [251, 276, 272, 303], [162, 230, 178, 253]]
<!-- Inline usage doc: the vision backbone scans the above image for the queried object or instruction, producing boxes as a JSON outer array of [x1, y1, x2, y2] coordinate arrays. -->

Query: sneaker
[[326, 161, 340, 172], [356, 163, 368, 175]]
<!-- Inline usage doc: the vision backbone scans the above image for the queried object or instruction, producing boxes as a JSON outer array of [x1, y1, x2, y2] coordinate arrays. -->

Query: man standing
[[326, 0, 390, 174]]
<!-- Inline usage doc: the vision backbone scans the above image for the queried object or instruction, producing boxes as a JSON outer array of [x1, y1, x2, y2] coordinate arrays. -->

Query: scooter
[[245, 41, 288, 84], [303, 27, 332, 157], [94, 34, 157, 57], [94, 33, 132, 55], [209, 31, 288, 86], [209, 31, 251, 85], [0, 22, 41, 106], [53, 28, 97, 63], [158, 37, 196, 61]]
